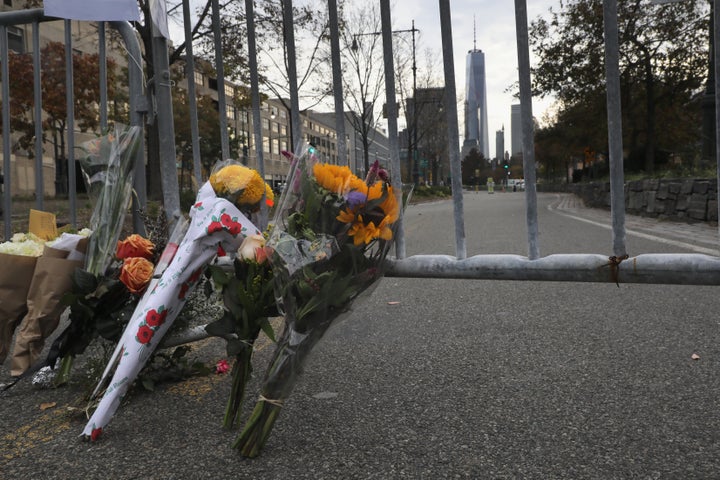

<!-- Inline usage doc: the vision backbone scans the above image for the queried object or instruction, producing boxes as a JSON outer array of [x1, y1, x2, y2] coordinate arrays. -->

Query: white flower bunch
[[0, 233, 46, 257]]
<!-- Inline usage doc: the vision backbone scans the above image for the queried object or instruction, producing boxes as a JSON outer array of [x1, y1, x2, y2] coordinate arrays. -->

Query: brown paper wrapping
[[0, 252, 38, 365], [9, 246, 82, 375]]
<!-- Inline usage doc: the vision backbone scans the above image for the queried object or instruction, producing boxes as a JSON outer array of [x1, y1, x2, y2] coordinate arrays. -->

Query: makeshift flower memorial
[[205, 232, 278, 429], [82, 161, 273, 440], [233, 149, 400, 457]]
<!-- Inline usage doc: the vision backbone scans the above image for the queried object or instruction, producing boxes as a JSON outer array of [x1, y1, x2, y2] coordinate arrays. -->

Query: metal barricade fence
[[0, 9, 146, 240]]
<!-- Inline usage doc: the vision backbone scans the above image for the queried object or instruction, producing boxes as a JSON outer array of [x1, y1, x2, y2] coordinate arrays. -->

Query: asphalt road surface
[[2, 191, 720, 479]]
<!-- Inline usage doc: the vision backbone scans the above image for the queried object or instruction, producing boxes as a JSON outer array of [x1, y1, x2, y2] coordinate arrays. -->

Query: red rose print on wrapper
[[178, 268, 204, 300], [208, 221, 223, 234], [136, 325, 154, 344], [221, 212, 234, 227], [145, 307, 168, 328]]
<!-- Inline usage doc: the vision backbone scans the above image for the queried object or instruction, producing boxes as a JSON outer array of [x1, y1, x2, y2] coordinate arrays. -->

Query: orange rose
[[116, 234, 155, 260], [119, 257, 154, 294]]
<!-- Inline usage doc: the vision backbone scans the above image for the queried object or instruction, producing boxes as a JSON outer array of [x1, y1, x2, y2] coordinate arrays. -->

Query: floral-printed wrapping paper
[[82, 181, 261, 438]]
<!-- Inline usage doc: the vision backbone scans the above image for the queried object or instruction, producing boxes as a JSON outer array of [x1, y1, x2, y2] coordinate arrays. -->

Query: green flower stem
[[222, 348, 253, 430], [232, 399, 283, 457], [233, 315, 332, 457], [54, 356, 74, 387]]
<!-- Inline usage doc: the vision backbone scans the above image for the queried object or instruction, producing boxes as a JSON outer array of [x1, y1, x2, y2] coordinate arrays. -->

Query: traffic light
[[503, 161, 509, 170]]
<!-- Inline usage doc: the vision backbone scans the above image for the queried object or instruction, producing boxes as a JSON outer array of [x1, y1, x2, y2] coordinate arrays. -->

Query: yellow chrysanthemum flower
[[313, 163, 364, 195], [336, 208, 357, 224], [210, 164, 266, 206]]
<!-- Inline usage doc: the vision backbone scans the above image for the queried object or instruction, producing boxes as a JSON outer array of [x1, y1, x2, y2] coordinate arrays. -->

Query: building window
[[263, 136, 270, 153], [272, 138, 279, 155], [280, 110, 287, 119], [8, 26, 24, 53], [280, 125, 287, 135], [3, 0, 12, 6], [226, 104, 235, 120], [193, 71, 203, 86], [224, 84, 234, 97], [262, 118, 270, 130]]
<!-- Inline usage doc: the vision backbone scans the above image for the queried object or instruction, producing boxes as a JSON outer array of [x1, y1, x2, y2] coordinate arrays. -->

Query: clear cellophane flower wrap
[[233, 148, 400, 457], [49, 124, 141, 385], [80, 123, 142, 277], [81, 161, 270, 441]]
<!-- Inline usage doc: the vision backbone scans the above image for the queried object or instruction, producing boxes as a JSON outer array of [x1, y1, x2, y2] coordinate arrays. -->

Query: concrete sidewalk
[[549, 192, 720, 256]]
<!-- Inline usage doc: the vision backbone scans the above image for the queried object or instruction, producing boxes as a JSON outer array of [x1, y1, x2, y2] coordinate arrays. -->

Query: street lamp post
[[352, 20, 419, 184]]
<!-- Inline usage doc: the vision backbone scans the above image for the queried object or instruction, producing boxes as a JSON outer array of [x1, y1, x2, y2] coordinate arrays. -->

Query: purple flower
[[345, 190, 367, 208]]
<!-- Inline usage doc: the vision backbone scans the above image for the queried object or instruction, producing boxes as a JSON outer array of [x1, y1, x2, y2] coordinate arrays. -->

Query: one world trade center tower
[[463, 47, 489, 159]]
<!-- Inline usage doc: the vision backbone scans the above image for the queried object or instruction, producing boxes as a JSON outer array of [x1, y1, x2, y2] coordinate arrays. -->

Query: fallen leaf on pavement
[[691, 353, 700, 360], [387, 301, 400, 305], [40, 402, 57, 410]]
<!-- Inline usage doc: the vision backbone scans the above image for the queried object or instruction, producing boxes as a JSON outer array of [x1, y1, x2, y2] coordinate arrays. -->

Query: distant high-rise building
[[495, 126, 505, 163], [511, 103, 522, 158], [463, 48, 489, 159]]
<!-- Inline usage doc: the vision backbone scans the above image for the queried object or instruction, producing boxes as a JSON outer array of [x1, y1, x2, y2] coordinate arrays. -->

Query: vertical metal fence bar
[[327, 0, 347, 166], [514, 0, 540, 260], [32, 21, 43, 210], [151, 23, 181, 226], [2, 26, 11, 240], [182, 0, 202, 184], [602, 0, 627, 257], [111, 21, 147, 235], [245, 0, 264, 179], [282, 0, 302, 150], [99, 21, 108, 132], [65, 20, 77, 228], [379, 0, 406, 259], [714, 0, 720, 243], [211, 0, 229, 161], [438, 0, 466, 260]]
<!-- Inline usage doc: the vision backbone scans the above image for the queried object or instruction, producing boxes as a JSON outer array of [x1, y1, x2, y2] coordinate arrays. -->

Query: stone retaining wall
[[537, 179, 718, 223]]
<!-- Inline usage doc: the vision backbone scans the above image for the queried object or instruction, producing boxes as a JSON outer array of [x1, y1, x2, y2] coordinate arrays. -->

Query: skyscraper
[[511, 103, 522, 158], [495, 126, 505, 164], [463, 48, 489, 159]]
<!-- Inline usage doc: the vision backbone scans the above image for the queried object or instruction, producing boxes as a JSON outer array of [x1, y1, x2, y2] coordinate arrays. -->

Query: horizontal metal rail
[[386, 253, 720, 286]]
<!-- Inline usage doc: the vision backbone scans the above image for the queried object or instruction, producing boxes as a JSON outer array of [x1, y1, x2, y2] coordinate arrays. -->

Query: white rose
[[237, 234, 266, 261]]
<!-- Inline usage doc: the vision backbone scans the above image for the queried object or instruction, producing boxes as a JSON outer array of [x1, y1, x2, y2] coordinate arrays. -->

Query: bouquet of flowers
[[81, 161, 273, 440], [233, 148, 400, 457], [44, 233, 156, 386], [8, 231, 90, 378], [46, 124, 141, 384], [205, 231, 278, 430]]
